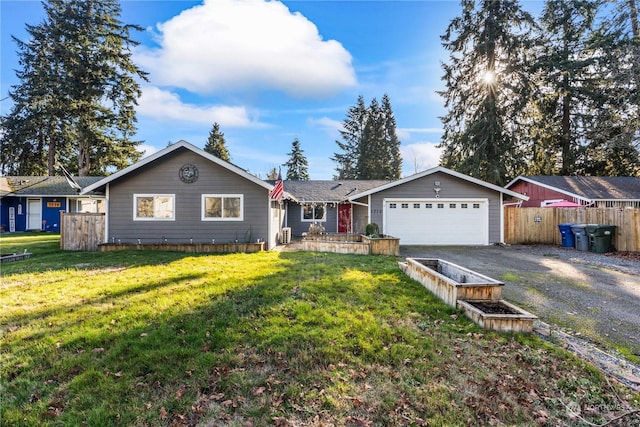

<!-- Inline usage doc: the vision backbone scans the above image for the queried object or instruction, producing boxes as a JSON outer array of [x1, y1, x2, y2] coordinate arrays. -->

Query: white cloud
[[401, 142, 443, 176], [137, 86, 264, 127], [135, 0, 356, 97], [138, 144, 159, 158]]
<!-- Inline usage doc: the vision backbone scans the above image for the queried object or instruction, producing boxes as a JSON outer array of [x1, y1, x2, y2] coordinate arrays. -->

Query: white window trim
[[202, 194, 244, 221], [133, 194, 175, 221], [300, 203, 327, 222]]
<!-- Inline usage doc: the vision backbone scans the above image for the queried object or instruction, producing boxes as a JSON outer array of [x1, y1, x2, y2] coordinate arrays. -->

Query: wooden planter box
[[0, 252, 32, 263], [300, 234, 400, 256], [98, 242, 265, 254], [361, 235, 400, 256], [400, 258, 503, 307], [456, 300, 537, 333], [400, 258, 536, 333], [302, 239, 369, 255]]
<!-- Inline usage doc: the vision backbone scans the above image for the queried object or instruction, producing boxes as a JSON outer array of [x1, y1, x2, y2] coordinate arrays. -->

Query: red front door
[[338, 203, 352, 233]]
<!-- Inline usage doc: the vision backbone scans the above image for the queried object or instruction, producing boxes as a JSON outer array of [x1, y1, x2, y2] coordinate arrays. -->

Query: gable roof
[[0, 176, 104, 198], [347, 166, 529, 201], [505, 176, 640, 201], [81, 140, 273, 195], [275, 180, 390, 203]]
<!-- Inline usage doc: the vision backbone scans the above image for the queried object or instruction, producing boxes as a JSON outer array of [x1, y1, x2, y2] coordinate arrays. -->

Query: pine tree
[[531, 0, 600, 175], [582, 0, 640, 176], [283, 138, 309, 180], [0, 0, 147, 176], [204, 122, 231, 162], [333, 94, 402, 180], [439, 0, 536, 185], [381, 94, 402, 179], [332, 95, 367, 179]]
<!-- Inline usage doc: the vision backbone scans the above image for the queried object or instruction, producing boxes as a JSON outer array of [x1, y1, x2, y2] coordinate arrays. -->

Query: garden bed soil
[[465, 300, 521, 315]]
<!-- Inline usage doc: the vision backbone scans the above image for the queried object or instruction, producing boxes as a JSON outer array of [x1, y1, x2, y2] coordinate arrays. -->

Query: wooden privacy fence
[[60, 212, 105, 251], [504, 207, 640, 252]]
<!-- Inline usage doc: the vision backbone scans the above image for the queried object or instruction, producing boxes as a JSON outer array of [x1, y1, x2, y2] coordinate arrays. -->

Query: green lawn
[[1, 233, 639, 426]]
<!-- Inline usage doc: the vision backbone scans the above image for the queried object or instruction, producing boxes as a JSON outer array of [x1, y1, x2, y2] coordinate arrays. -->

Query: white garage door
[[384, 199, 488, 245]]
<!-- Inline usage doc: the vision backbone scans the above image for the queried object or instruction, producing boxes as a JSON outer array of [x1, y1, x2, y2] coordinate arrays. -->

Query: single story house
[[345, 167, 529, 245], [0, 175, 104, 232], [276, 179, 389, 237], [12, 140, 526, 248], [505, 176, 640, 208], [81, 140, 283, 249]]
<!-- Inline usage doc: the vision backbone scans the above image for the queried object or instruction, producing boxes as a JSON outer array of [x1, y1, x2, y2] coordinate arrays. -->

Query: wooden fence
[[60, 212, 105, 251], [504, 207, 640, 252]]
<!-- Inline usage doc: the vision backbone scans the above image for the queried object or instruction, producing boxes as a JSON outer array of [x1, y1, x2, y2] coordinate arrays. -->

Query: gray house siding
[[107, 148, 270, 244], [285, 202, 338, 236], [368, 172, 502, 243]]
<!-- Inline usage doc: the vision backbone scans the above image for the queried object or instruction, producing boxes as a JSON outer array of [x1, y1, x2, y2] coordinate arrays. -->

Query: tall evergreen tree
[[531, 0, 600, 175], [0, 0, 147, 176], [582, 0, 640, 176], [438, 0, 536, 185], [333, 94, 402, 180], [332, 95, 367, 179], [203, 122, 231, 162], [283, 138, 310, 180]]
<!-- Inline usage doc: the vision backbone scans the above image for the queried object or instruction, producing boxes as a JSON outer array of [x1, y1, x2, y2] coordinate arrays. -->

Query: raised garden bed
[[399, 257, 536, 333], [399, 258, 503, 307], [98, 242, 265, 254], [457, 299, 537, 333], [301, 234, 400, 256], [0, 252, 32, 263]]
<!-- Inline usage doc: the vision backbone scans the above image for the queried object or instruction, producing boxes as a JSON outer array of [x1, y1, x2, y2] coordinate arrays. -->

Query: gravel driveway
[[400, 244, 640, 360]]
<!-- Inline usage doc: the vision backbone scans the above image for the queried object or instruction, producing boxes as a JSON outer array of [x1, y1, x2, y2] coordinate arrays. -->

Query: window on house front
[[134, 194, 175, 220], [389, 203, 397, 208], [302, 204, 326, 222], [401, 203, 409, 208], [202, 194, 243, 220]]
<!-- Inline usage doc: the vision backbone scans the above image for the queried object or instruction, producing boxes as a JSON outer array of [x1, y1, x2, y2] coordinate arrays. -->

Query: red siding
[[509, 181, 569, 207]]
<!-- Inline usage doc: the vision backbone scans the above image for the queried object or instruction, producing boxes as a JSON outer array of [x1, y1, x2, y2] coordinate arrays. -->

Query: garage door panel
[[385, 200, 487, 245]]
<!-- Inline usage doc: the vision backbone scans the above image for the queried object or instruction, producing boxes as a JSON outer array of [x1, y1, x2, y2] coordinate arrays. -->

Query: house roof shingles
[[515, 176, 640, 201], [273, 180, 391, 203], [0, 176, 104, 197]]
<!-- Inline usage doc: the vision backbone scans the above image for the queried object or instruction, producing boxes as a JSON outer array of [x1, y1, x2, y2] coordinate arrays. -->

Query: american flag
[[270, 169, 283, 201]]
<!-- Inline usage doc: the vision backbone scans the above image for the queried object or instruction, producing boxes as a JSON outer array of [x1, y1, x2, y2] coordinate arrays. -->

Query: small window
[[437, 203, 444, 209], [302, 204, 326, 222], [473, 203, 480, 209], [401, 203, 409, 208], [202, 194, 243, 221], [425, 203, 433, 208], [461, 203, 468, 208], [134, 194, 175, 220], [413, 203, 420, 209], [450, 203, 456, 208], [389, 203, 397, 209]]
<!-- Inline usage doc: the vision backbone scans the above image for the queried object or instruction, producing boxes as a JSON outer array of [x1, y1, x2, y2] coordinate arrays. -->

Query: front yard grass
[[1, 233, 639, 426]]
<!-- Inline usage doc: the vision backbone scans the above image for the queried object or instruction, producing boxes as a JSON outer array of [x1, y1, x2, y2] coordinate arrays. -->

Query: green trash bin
[[585, 224, 616, 253]]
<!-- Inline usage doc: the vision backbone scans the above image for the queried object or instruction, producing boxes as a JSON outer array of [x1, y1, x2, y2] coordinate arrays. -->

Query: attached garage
[[384, 198, 488, 245], [348, 167, 528, 246]]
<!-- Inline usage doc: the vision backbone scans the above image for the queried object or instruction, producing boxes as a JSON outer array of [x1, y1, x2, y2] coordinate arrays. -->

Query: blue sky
[[1, 0, 542, 179]]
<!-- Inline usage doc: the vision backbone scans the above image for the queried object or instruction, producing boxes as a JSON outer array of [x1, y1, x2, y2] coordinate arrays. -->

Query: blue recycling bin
[[558, 223, 575, 248]]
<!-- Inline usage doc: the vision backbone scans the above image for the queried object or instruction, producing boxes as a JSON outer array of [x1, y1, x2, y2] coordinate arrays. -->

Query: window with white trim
[[413, 203, 420, 208], [134, 194, 175, 220], [301, 204, 326, 222], [401, 203, 409, 208], [389, 203, 397, 208], [202, 194, 243, 221]]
